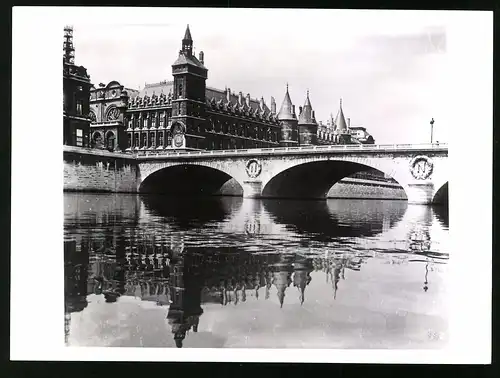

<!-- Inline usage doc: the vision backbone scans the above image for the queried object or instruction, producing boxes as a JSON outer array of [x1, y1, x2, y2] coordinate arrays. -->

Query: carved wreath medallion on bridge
[[409, 155, 433, 180], [245, 159, 262, 178]]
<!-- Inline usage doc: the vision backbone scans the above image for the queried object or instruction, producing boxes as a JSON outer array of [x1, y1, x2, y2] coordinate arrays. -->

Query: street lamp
[[430, 118, 435, 144]]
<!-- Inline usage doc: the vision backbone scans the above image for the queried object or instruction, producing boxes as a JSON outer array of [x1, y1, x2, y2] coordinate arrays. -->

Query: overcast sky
[[68, 10, 454, 144]]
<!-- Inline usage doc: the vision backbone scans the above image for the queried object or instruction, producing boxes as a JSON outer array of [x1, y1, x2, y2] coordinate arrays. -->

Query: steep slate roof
[[335, 99, 348, 131], [298, 91, 316, 125], [138, 81, 174, 98], [277, 85, 296, 121], [206, 87, 271, 113], [172, 53, 207, 70]]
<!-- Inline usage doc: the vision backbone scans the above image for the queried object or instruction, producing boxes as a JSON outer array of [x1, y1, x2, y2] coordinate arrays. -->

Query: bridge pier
[[405, 183, 435, 205], [242, 181, 263, 199]]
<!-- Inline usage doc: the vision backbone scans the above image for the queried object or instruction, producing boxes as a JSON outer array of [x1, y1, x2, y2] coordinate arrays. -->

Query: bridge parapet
[[135, 143, 448, 160]]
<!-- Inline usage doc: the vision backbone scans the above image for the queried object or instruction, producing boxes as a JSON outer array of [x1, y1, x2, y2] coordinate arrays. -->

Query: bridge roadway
[[63, 143, 449, 205]]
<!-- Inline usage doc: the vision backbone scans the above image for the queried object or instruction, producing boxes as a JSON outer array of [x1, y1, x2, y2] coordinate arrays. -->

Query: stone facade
[[64, 147, 138, 193]]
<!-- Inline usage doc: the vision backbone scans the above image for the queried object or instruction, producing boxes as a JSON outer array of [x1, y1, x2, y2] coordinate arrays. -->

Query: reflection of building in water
[[167, 253, 204, 348], [64, 239, 90, 344], [272, 254, 294, 308], [311, 253, 363, 299], [292, 255, 313, 305]]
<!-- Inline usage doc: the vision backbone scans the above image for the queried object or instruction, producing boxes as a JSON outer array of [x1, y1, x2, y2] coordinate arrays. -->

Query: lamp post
[[430, 118, 435, 144]]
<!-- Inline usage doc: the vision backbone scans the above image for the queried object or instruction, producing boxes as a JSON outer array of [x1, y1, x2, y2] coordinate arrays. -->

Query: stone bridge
[[134, 143, 448, 205]]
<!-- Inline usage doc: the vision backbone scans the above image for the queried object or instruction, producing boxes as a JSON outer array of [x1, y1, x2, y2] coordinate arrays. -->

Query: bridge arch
[[138, 162, 244, 197], [260, 158, 409, 200]]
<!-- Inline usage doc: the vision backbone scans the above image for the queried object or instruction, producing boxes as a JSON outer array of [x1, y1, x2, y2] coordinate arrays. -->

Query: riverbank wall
[[64, 147, 138, 193], [217, 177, 407, 200]]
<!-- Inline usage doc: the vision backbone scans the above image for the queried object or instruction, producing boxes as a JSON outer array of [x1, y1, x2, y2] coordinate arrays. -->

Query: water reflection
[[64, 193, 449, 349]]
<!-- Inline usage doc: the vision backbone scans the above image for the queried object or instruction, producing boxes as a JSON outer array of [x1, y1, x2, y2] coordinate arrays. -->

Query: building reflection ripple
[[64, 193, 449, 348]]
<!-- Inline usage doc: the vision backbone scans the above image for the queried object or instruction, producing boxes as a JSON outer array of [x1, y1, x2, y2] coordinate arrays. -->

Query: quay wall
[[327, 179, 407, 200], [218, 177, 407, 200], [64, 148, 139, 193]]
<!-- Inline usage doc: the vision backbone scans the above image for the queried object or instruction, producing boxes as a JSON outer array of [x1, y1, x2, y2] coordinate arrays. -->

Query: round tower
[[277, 84, 299, 147], [297, 90, 318, 145]]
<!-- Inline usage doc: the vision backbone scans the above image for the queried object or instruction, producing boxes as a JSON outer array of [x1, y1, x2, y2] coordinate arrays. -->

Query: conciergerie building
[[63, 25, 375, 153]]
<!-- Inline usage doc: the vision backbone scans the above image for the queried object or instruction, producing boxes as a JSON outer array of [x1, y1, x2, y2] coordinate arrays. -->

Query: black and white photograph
[[11, 7, 492, 363]]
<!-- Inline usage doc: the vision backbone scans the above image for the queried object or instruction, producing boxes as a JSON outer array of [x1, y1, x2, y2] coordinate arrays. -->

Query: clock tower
[[170, 25, 208, 150]]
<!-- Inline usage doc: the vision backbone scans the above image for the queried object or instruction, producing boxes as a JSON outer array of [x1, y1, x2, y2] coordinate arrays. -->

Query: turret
[[334, 99, 352, 144], [297, 90, 318, 145], [335, 99, 348, 132], [277, 84, 299, 146]]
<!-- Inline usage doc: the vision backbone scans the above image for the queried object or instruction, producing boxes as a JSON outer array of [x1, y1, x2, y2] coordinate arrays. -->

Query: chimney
[[199, 51, 204, 64], [238, 92, 243, 106], [312, 110, 316, 121], [292, 105, 296, 116], [245, 93, 251, 107], [347, 118, 351, 127], [271, 97, 276, 114], [226, 88, 231, 102], [299, 106, 303, 115]]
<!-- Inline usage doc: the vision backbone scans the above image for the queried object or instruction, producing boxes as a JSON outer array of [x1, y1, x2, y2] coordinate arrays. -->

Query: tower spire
[[181, 24, 193, 57], [277, 84, 296, 121]]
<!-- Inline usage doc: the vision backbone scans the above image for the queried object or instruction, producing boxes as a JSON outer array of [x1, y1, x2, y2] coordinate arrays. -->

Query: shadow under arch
[[261, 160, 406, 200], [262, 198, 408, 239], [432, 182, 448, 206], [139, 164, 243, 197]]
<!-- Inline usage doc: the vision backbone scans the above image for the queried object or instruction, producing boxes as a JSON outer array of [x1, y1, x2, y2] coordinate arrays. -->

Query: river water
[[64, 193, 449, 349]]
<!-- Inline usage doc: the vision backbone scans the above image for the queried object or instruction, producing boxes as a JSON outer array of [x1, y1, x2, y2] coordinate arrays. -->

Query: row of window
[[125, 131, 278, 150], [127, 132, 168, 149], [127, 117, 166, 129]]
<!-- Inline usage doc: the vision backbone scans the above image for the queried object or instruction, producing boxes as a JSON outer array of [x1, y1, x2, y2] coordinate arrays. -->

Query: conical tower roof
[[298, 91, 317, 125], [183, 24, 192, 42], [277, 84, 296, 121], [335, 99, 348, 131]]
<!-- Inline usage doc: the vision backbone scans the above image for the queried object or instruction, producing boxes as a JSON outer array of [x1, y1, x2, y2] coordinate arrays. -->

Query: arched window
[[158, 132, 164, 146], [105, 131, 115, 151], [92, 132, 103, 149], [127, 133, 132, 148]]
